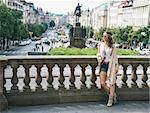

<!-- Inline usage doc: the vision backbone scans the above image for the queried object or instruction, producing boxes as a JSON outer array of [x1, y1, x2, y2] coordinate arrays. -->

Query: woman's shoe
[[113, 93, 117, 104], [107, 95, 114, 107]]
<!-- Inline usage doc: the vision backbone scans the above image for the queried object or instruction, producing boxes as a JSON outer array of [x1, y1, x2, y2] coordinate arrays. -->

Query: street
[[0, 29, 59, 56]]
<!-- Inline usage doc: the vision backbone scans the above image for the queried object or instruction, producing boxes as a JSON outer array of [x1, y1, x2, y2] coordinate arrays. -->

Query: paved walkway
[[1, 101, 149, 113]]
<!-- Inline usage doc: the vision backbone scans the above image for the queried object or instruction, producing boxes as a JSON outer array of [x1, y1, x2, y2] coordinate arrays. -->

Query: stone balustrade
[[0, 56, 149, 111]]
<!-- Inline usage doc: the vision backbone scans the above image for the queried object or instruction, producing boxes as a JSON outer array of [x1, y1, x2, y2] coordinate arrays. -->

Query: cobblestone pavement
[[1, 101, 149, 113]]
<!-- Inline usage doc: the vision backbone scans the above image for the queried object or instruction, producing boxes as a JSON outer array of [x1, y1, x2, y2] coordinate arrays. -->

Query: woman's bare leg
[[100, 71, 110, 94], [110, 84, 117, 103], [109, 84, 115, 96]]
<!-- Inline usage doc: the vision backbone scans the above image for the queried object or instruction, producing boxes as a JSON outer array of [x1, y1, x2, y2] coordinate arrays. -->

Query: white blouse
[[98, 42, 113, 63]]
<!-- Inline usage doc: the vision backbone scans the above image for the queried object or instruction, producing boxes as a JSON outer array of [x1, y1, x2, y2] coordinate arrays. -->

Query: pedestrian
[[42, 45, 44, 52], [97, 31, 119, 107]]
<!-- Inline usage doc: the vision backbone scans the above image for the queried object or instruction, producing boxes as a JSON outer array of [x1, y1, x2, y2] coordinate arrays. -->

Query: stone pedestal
[[70, 37, 85, 48], [70, 24, 86, 48]]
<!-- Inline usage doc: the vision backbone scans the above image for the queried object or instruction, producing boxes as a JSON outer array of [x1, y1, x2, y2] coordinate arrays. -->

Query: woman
[[97, 31, 119, 107]]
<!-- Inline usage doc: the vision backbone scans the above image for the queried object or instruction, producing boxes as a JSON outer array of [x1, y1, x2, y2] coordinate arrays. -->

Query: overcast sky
[[25, 0, 111, 14]]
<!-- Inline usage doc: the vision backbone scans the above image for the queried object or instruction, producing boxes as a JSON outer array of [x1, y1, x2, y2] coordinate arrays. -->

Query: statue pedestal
[[75, 23, 80, 27], [70, 37, 85, 48], [70, 25, 86, 48]]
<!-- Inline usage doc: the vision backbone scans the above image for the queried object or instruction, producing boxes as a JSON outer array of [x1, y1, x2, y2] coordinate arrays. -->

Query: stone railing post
[[47, 64, 54, 90], [131, 64, 138, 88], [69, 64, 76, 89], [11, 64, 19, 92], [141, 64, 149, 88], [35, 64, 43, 91], [80, 64, 87, 89], [23, 65, 31, 91], [0, 59, 8, 111], [90, 64, 97, 88], [58, 64, 65, 89], [121, 64, 128, 88]]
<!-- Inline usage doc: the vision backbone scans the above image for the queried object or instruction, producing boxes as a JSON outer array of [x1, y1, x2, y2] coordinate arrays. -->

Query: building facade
[[90, 2, 112, 30], [132, 0, 150, 29], [7, 0, 23, 11], [107, 1, 121, 28]]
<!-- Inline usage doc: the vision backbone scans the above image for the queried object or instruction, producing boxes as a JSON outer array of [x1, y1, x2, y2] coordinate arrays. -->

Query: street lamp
[[87, 8, 90, 27]]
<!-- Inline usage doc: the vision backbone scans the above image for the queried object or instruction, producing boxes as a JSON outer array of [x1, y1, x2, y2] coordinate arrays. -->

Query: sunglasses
[[103, 35, 107, 38]]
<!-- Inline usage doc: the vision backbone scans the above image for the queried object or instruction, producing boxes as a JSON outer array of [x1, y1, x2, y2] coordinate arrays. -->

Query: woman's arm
[[97, 42, 104, 64]]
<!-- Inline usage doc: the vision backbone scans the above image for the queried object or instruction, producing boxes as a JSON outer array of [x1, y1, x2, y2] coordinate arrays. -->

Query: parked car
[[42, 38, 50, 45], [19, 39, 31, 46], [139, 49, 150, 55], [19, 41, 27, 46], [26, 39, 31, 45]]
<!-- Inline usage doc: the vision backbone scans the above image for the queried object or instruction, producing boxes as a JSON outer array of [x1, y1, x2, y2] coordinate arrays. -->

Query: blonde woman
[[97, 31, 119, 107]]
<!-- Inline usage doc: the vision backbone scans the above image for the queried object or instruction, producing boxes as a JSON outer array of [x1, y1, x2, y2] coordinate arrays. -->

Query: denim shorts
[[100, 63, 109, 73]]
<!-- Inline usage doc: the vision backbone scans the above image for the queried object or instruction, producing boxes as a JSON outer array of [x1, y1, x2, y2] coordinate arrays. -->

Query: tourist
[[97, 31, 119, 107]]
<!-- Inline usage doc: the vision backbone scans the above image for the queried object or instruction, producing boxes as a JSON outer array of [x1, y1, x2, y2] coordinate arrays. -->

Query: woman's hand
[[97, 54, 104, 65]]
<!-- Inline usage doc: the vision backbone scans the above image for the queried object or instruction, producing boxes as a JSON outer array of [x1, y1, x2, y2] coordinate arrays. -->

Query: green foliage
[[48, 48, 97, 55], [19, 24, 28, 40], [94, 27, 107, 40], [30, 23, 48, 37], [86, 26, 94, 38], [64, 23, 72, 28], [49, 20, 55, 28], [116, 49, 139, 55], [0, 5, 14, 38], [48, 48, 139, 56], [95, 26, 149, 45], [0, 5, 48, 49]]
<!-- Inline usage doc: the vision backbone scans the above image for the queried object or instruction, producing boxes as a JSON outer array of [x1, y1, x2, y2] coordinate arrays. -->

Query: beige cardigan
[[107, 47, 119, 85], [97, 43, 119, 85]]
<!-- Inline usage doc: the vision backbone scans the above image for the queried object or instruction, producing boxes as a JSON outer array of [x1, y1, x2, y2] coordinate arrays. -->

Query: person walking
[[97, 31, 119, 107]]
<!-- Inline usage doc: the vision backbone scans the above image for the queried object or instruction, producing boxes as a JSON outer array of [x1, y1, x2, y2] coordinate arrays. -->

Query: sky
[[25, 0, 111, 14]]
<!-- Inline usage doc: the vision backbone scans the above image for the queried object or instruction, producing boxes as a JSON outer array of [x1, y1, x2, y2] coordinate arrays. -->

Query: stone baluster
[[58, 64, 65, 89], [121, 64, 128, 88], [69, 65, 76, 89], [90, 64, 97, 88], [3, 66, 7, 92], [80, 64, 87, 89], [141, 64, 148, 88], [11, 64, 19, 91], [131, 64, 138, 88], [35, 65, 43, 91], [47, 64, 54, 90], [23, 65, 31, 91], [0, 59, 8, 111]]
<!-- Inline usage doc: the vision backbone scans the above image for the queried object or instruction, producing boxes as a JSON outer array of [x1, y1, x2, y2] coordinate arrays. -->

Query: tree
[[49, 20, 55, 28], [30, 23, 48, 37], [95, 27, 107, 40], [19, 23, 28, 40], [0, 5, 14, 49], [64, 23, 72, 28], [11, 9, 23, 41], [86, 26, 94, 38]]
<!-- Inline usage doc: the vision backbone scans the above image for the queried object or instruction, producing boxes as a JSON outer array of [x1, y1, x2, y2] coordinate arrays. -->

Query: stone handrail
[[0, 56, 149, 111]]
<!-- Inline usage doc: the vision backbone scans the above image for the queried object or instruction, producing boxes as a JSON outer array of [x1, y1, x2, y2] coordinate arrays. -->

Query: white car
[[26, 39, 31, 45], [19, 41, 27, 46], [139, 49, 150, 55]]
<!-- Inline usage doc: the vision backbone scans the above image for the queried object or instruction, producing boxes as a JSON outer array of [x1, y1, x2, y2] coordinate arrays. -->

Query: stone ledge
[[0, 95, 8, 111], [5, 87, 149, 106]]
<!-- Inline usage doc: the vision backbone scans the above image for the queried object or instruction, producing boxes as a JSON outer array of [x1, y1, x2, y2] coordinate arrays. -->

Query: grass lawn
[[47, 48, 139, 56]]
